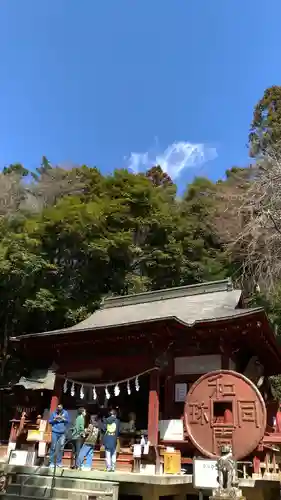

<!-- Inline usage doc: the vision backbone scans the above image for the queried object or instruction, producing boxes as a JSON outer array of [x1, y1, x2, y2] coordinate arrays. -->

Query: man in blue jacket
[[49, 403, 69, 468], [102, 408, 120, 472]]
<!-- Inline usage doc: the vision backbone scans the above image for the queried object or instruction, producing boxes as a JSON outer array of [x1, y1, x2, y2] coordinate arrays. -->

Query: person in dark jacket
[[49, 403, 70, 468], [71, 407, 86, 468], [77, 415, 99, 470], [102, 409, 120, 472]]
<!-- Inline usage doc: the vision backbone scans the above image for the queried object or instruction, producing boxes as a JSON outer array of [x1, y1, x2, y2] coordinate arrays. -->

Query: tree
[[103, 169, 183, 293], [179, 177, 228, 283], [0, 164, 229, 340], [145, 165, 174, 188], [3, 163, 29, 178], [220, 148, 281, 295], [0, 171, 26, 216], [0, 162, 231, 344], [249, 86, 281, 157], [31, 156, 52, 181], [29, 166, 85, 209]]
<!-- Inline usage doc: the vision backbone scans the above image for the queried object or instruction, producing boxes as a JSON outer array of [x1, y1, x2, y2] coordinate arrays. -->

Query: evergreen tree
[[249, 86, 281, 157]]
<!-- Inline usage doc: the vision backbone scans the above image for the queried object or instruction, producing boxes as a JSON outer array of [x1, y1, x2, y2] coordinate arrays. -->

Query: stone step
[[11, 473, 117, 491], [7, 484, 116, 498], [3, 495, 112, 500]]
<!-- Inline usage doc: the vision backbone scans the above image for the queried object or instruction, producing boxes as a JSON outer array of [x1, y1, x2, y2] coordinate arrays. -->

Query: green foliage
[[249, 85, 281, 157], [249, 289, 281, 333], [269, 376, 281, 403], [181, 177, 227, 282], [0, 165, 228, 344], [145, 165, 174, 189], [3, 163, 29, 177]]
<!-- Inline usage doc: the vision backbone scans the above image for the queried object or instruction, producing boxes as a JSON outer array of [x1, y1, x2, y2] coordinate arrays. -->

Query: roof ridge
[[102, 278, 234, 309]]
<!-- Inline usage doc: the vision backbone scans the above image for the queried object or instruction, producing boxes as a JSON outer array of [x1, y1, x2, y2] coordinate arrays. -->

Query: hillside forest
[[2, 86, 281, 390]]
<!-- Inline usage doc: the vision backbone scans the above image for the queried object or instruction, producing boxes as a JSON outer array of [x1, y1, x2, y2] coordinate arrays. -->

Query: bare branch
[[217, 146, 281, 295], [29, 166, 85, 209], [266, 210, 281, 235], [0, 173, 24, 216]]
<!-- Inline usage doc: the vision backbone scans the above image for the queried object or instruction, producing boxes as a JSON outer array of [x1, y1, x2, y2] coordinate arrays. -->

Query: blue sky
[[0, 1, 281, 189]]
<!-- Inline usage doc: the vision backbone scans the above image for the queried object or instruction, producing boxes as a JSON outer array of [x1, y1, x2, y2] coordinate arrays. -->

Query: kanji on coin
[[184, 370, 266, 459], [189, 402, 209, 425], [208, 373, 236, 399], [237, 400, 260, 428]]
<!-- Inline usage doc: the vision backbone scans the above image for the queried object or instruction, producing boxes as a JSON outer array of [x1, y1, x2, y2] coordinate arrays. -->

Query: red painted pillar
[[276, 408, 281, 433], [253, 455, 261, 475], [50, 376, 62, 413], [148, 369, 160, 446]]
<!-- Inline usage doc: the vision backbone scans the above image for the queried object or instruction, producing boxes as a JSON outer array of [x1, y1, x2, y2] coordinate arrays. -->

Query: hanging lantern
[[63, 379, 68, 394], [93, 386, 97, 400], [135, 376, 140, 392], [114, 384, 120, 397], [70, 383, 75, 397], [105, 386, 110, 399], [80, 385, 85, 400], [127, 380, 131, 395]]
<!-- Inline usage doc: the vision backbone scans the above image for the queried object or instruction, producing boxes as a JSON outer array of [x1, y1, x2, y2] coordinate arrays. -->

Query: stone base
[[210, 497, 246, 500], [210, 486, 245, 499]]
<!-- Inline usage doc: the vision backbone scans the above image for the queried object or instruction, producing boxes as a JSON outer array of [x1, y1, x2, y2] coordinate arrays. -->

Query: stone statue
[[212, 445, 243, 499], [217, 445, 236, 490]]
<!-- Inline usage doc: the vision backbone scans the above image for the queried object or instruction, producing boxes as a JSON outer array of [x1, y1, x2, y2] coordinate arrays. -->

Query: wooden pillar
[[148, 369, 160, 446], [221, 353, 230, 369], [164, 375, 173, 419], [163, 356, 174, 419], [253, 454, 261, 475], [50, 376, 62, 413]]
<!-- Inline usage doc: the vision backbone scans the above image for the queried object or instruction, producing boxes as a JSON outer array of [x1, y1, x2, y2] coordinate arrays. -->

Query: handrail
[[20, 438, 74, 498]]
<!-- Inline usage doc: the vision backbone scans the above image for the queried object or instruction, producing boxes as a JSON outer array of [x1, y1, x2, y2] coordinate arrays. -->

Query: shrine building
[[2, 278, 281, 499]]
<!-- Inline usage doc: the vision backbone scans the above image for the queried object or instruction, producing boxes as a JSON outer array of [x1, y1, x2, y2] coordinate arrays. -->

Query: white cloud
[[126, 141, 217, 180]]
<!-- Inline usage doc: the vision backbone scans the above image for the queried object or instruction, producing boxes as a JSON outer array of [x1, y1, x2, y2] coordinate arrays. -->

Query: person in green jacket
[[71, 407, 86, 469], [77, 415, 100, 470]]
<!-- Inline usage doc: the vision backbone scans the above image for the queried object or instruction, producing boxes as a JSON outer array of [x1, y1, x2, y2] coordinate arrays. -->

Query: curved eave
[[11, 307, 264, 342]]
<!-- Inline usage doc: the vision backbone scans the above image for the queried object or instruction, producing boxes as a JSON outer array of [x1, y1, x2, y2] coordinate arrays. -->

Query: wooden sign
[[193, 458, 218, 489], [159, 419, 184, 441], [174, 355, 221, 375], [39, 420, 47, 432]]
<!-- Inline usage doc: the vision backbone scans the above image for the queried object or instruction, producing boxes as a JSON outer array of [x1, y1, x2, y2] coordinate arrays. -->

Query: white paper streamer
[[93, 386, 97, 400], [63, 379, 68, 393], [135, 376, 140, 392], [60, 367, 155, 400], [70, 383, 75, 397]]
